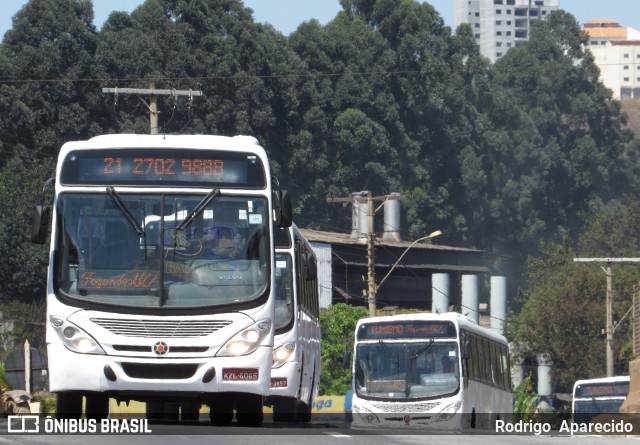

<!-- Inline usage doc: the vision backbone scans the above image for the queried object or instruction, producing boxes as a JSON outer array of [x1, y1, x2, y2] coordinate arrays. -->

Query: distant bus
[[31, 134, 292, 427], [264, 225, 321, 422], [572, 376, 630, 424], [350, 312, 512, 429]]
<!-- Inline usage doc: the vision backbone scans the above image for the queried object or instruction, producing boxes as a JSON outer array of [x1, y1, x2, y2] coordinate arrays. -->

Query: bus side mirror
[[273, 189, 293, 228], [343, 350, 352, 368], [31, 205, 51, 244]]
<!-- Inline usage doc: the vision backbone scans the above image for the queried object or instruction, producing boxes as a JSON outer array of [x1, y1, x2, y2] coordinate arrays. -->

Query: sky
[[1, 0, 640, 38]]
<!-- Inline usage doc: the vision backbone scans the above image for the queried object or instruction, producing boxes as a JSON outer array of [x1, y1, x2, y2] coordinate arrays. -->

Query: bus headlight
[[437, 401, 462, 421], [219, 319, 271, 357], [354, 406, 380, 424], [50, 315, 105, 355], [272, 343, 295, 368]]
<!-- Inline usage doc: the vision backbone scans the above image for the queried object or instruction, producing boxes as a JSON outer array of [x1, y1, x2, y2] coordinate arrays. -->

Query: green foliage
[[0, 156, 54, 304], [0, 362, 11, 390], [510, 198, 640, 391], [31, 391, 56, 415], [513, 375, 537, 422], [319, 303, 368, 395], [0, 301, 47, 360]]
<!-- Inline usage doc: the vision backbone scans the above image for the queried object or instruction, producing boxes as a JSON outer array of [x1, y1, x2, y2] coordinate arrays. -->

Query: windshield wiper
[[106, 186, 144, 235], [406, 339, 435, 397], [176, 188, 221, 232], [410, 339, 434, 361]]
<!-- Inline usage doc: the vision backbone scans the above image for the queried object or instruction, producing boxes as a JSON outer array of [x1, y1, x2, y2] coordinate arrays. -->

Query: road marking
[[324, 431, 352, 438]]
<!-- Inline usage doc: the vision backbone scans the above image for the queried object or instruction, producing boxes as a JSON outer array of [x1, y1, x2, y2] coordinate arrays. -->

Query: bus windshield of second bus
[[355, 323, 459, 400]]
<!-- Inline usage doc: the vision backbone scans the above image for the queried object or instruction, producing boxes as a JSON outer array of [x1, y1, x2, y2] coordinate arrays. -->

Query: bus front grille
[[120, 363, 199, 380], [370, 402, 441, 413], [91, 318, 232, 338]]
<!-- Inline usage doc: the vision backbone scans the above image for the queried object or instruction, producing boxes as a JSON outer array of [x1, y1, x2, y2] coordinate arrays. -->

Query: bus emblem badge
[[153, 341, 169, 355]]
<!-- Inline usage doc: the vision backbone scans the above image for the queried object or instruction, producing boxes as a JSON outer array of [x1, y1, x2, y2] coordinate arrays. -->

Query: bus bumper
[[47, 343, 272, 397], [267, 361, 301, 398]]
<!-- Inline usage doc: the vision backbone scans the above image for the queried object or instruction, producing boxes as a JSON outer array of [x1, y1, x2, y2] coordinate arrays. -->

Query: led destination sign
[[356, 321, 457, 340], [574, 381, 629, 399], [60, 149, 266, 187]]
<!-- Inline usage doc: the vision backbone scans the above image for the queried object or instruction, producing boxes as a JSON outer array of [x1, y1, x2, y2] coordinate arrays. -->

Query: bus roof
[[573, 376, 630, 390], [355, 311, 508, 344], [59, 134, 263, 154]]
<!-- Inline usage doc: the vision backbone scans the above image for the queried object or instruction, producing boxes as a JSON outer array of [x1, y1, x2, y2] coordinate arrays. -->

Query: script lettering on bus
[[79, 271, 158, 289], [102, 157, 225, 177], [405, 324, 447, 334]]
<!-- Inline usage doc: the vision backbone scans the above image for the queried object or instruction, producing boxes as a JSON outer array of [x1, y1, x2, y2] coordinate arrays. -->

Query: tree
[[0, 156, 54, 304], [0, 0, 100, 163], [319, 303, 368, 395], [459, 10, 635, 287], [510, 198, 640, 392]]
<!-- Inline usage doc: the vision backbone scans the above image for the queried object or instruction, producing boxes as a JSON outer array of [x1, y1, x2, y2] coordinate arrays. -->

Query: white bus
[[350, 312, 512, 430], [572, 376, 630, 424], [31, 134, 292, 427], [265, 225, 321, 422]]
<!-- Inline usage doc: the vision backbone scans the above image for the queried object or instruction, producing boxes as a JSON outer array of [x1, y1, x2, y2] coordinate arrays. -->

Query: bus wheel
[[146, 402, 180, 423], [296, 400, 311, 423], [181, 402, 201, 423], [272, 397, 297, 423], [56, 391, 83, 419], [85, 392, 109, 420], [209, 398, 233, 426], [236, 394, 264, 427]]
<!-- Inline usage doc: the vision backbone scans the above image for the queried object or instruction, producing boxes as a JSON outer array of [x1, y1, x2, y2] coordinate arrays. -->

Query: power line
[[101, 83, 202, 134]]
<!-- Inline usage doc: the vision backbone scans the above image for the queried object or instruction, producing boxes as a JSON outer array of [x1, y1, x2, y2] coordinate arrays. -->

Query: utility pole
[[327, 191, 390, 316], [366, 191, 376, 317], [101, 83, 203, 134], [574, 257, 640, 377]]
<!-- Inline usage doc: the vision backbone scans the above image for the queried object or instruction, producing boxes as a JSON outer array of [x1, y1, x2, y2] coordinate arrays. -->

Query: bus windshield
[[355, 341, 460, 400], [55, 192, 269, 309]]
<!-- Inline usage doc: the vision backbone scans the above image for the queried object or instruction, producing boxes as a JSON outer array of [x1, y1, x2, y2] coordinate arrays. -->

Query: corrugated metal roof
[[299, 228, 483, 254]]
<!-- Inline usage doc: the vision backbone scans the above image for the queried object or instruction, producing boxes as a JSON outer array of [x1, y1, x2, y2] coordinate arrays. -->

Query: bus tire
[[272, 397, 297, 423], [181, 402, 201, 423], [296, 400, 311, 423], [56, 391, 83, 419], [85, 392, 109, 420], [209, 397, 233, 426], [146, 402, 179, 423], [236, 394, 264, 427]]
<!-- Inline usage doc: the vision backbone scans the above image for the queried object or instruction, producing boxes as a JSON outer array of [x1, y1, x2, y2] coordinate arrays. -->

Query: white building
[[584, 20, 640, 100], [454, 0, 560, 63]]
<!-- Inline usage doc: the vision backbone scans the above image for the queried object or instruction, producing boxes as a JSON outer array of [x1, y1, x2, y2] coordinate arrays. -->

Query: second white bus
[[350, 312, 512, 430], [264, 225, 321, 422]]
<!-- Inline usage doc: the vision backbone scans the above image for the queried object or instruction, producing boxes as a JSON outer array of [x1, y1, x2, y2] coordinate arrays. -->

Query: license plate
[[222, 368, 259, 381], [270, 377, 288, 388]]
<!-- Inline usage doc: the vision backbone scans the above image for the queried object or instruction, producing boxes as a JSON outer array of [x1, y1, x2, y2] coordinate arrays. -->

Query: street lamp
[[368, 230, 442, 316]]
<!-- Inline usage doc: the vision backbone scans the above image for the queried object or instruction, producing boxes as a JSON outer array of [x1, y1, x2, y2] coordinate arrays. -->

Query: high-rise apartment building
[[454, 0, 560, 63], [584, 20, 640, 100]]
